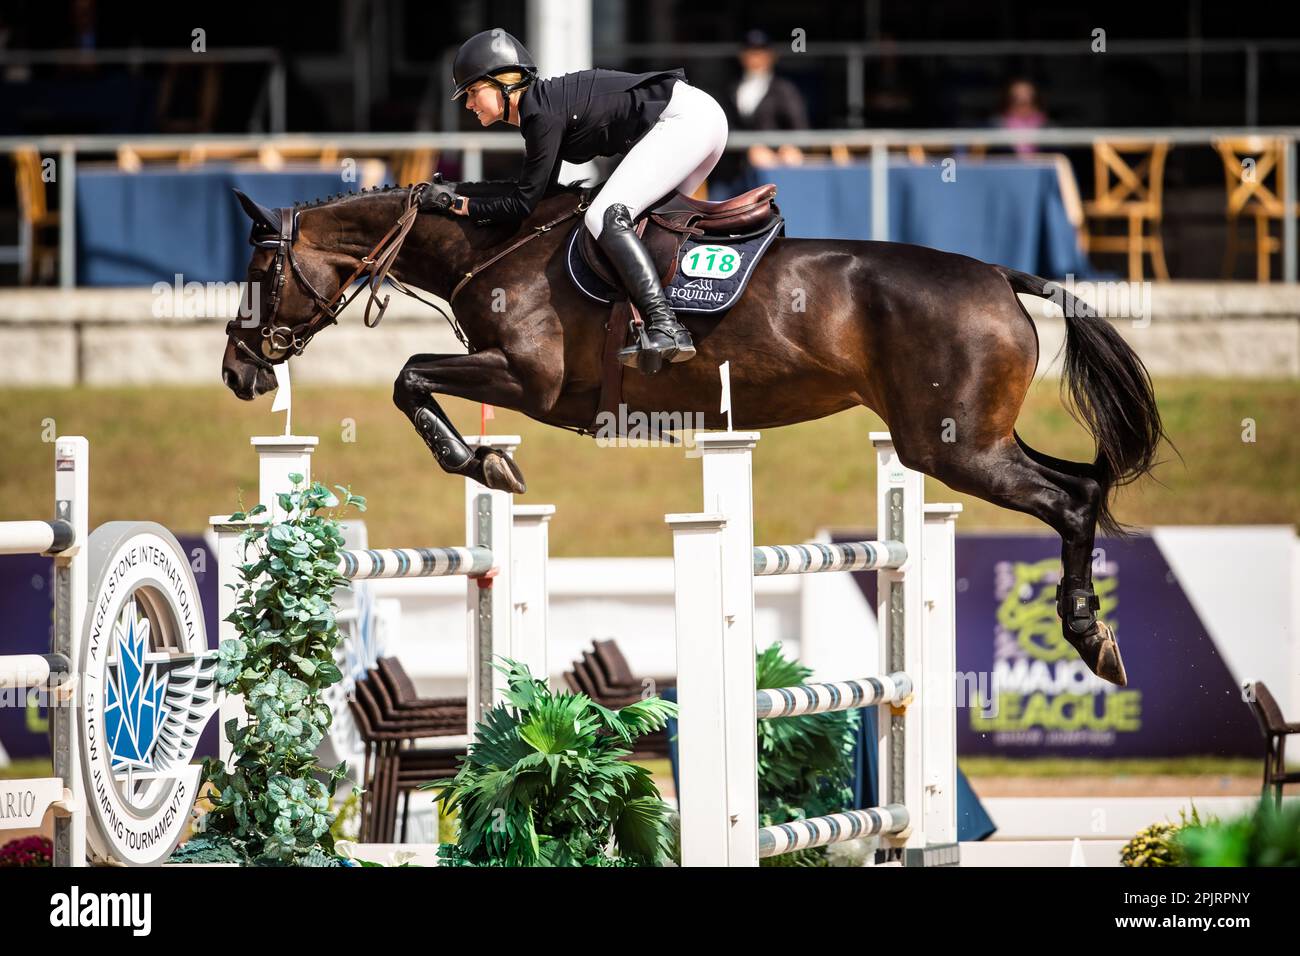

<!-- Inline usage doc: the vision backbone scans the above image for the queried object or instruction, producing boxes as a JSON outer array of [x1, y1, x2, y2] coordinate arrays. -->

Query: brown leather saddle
[[578, 183, 779, 289], [585, 183, 779, 437]]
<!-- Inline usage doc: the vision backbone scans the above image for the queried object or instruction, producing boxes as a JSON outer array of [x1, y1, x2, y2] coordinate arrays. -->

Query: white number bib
[[680, 244, 741, 279]]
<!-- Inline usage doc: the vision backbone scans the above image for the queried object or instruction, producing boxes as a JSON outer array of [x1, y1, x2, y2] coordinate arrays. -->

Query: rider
[[424, 28, 731, 369]]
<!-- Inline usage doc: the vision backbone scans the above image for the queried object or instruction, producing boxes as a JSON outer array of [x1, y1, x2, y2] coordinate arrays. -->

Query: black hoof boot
[[414, 406, 475, 475], [1057, 585, 1127, 686]]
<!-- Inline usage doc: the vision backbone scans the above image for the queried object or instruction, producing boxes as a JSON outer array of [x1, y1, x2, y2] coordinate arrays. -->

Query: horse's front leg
[[393, 349, 553, 493]]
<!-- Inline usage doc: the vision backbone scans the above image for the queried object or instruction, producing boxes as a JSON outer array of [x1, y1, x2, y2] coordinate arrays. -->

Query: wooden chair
[[179, 144, 263, 167], [1082, 139, 1170, 280], [116, 146, 190, 172], [392, 148, 438, 186], [560, 640, 673, 758], [256, 144, 340, 170], [904, 143, 987, 163], [1214, 136, 1297, 282], [1242, 680, 1300, 807], [13, 148, 59, 285]]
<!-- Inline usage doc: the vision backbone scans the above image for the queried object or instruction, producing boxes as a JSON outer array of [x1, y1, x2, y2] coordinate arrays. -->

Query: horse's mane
[[292, 184, 411, 212], [291, 179, 599, 214]]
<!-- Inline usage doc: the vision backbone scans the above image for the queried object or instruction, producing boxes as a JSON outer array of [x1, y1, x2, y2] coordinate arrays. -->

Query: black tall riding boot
[[596, 203, 696, 371]]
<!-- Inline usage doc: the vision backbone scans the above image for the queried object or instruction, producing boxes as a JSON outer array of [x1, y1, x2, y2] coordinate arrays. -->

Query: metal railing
[[597, 39, 1300, 129], [0, 125, 1295, 287]]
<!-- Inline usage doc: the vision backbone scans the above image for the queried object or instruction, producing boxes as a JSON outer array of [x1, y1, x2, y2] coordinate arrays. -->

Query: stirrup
[[618, 318, 668, 374]]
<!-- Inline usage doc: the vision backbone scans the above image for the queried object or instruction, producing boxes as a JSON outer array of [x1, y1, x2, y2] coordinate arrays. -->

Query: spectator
[[994, 77, 1047, 156], [713, 28, 810, 188]]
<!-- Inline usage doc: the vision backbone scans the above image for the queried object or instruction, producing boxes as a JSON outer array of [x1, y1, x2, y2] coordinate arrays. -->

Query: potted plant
[[424, 660, 678, 866]]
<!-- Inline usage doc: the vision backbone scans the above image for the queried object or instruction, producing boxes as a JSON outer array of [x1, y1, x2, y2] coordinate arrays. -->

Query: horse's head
[[222, 181, 586, 399], [222, 189, 358, 399]]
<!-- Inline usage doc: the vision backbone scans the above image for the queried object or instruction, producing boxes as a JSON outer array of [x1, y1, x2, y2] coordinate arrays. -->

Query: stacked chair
[[348, 657, 467, 843], [561, 639, 675, 759], [1242, 680, 1300, 807]]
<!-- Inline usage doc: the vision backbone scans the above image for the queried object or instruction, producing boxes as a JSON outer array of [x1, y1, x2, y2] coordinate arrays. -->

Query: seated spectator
[[994, 77, 1047, 156]]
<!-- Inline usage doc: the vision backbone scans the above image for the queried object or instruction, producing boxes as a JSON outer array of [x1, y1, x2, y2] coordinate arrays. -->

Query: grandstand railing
[[0, 126, 1295, 287]]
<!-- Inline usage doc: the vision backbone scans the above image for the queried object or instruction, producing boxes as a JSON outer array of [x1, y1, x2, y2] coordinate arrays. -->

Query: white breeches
[[584, 81, 729, 238]]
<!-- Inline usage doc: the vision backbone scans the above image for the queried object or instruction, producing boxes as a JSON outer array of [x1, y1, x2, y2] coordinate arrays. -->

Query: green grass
[[1, 755, 1259, 782], [0, 378, 1295, 556], [961, 757, 1262, 777], [0, 758, 53, 780]]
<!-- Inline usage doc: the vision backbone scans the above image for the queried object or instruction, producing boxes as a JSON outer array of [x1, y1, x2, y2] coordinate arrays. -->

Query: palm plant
[[424, 660, 678, 866]]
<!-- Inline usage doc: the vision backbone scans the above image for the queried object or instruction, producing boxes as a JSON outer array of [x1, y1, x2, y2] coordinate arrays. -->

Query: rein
[[448, 200, 589, 306]]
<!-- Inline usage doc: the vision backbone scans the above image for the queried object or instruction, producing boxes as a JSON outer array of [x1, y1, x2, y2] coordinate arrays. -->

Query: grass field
[[0, 378, 1295, 555]]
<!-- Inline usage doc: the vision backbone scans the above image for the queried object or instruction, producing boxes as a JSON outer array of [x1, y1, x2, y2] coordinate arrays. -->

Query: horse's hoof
[[1072, 620, 1127, 687], [473, 447, 527, 494]]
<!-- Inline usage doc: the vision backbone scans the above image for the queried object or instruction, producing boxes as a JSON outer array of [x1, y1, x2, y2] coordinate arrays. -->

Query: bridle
[[226, 182, 590, 372], [226, 183, 444, 371]]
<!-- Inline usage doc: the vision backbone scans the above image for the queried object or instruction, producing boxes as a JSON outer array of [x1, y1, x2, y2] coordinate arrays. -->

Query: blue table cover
[[76, 167, 372, 286], [748, 161, 1095, 279]]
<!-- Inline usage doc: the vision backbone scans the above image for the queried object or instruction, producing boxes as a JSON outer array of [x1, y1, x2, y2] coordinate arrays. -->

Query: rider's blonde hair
[[468, 71, 529, 94]]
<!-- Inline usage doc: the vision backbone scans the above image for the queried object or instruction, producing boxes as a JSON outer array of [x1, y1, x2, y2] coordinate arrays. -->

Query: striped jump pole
[[759, 804, 910, 858], [335, 546, 494, 580], [755, 672, 912, 719], [0, 653, 71, 690], [0, 436, 89, 867], [669, 430, 958, 867], [753, 540, 906, 575]]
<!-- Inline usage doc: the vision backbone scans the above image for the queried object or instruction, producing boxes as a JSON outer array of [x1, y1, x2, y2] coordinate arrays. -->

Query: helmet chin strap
[[491, 78, 528, 124]]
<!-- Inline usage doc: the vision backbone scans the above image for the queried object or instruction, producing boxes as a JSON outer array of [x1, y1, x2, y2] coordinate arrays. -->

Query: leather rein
[[228, 183, 588, 372]]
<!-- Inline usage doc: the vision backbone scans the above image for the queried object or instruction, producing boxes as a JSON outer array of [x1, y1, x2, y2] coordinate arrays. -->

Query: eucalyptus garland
[[182, 477, 364, 865]]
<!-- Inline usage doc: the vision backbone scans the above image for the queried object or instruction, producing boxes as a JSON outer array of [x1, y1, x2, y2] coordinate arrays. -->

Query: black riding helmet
[[451, 29, 538, 124]]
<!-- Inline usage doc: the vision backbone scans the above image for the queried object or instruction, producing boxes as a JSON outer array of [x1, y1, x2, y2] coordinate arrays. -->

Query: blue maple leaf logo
[[104, 607, 170, 771]]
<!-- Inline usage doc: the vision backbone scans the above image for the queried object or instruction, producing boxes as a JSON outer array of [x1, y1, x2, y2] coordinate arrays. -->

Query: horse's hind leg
[[897, 433, 1125, 686]]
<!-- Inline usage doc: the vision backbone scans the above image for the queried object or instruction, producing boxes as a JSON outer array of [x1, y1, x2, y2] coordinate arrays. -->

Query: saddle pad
[[566, 217, 784, 314]]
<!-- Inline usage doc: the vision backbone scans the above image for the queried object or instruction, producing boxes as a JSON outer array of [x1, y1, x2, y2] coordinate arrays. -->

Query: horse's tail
[[997, 266, 1166, 536]]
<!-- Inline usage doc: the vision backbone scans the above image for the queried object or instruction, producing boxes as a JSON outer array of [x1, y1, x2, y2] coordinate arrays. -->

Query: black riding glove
[[420, 180, 462, 214]]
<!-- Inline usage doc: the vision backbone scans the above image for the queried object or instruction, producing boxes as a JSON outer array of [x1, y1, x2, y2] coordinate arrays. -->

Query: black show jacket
[[462, 68, 686, 222]]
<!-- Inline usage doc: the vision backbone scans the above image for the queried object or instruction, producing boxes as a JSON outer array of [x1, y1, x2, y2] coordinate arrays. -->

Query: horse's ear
[[233, 189, 282, 233]]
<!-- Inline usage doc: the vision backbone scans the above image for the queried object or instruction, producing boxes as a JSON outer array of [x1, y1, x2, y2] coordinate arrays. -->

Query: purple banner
[[953, 534, 1258, 758], [836, 531, 1261, 758]]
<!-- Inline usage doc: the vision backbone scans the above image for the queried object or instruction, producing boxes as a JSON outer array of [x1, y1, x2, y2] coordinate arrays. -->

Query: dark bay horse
[[222, 183, 1165, 687]]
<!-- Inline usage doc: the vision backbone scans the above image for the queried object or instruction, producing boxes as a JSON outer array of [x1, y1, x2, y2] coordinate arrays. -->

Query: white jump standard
[[668, 430, 960, 867], [0, 438, 88, 867]]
